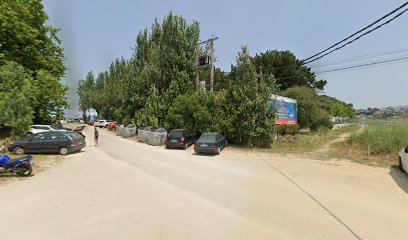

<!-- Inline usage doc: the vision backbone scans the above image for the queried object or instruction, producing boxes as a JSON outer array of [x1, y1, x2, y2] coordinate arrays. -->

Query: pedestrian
[[94, 126, 99, 146]]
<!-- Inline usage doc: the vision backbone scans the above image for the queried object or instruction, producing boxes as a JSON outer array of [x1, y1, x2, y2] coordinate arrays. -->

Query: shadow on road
[[389, 166, 408, 193], [192, 152, 218, 158]]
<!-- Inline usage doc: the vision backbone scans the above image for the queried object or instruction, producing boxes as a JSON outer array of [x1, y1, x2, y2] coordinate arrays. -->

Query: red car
[[107, 121, 119, 131], [87, 121, 94, 126]]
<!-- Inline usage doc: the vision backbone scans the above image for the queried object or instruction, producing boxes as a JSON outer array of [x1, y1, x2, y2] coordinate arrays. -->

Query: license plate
[[171, 139, 178, 143], [200, 144, 208, 147]]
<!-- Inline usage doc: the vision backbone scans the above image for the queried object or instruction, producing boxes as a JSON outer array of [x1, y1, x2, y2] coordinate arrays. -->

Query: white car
[[94, 120, 113, 128], [29, 124, 71, 135], [398, 146, 408, 173]]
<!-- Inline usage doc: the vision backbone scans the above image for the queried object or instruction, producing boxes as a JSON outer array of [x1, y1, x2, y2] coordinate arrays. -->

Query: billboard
[[268, 95, 297, 125]]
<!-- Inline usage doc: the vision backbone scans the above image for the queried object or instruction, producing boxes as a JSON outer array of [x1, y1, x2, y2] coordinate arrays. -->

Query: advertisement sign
[[268, 95, 297, 125]]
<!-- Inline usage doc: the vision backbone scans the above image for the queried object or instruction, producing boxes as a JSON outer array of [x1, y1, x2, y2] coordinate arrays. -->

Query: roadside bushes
[[350, 123, 408, 154], [281, 86, 333, 131], [165, 46, 277, 147], [275, 124, 300, 135], [165, 91, 229, 135]]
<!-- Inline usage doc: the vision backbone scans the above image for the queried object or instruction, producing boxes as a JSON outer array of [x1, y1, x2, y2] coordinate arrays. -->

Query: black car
[[8, 131, 86, 155], [165, 129, 196, 149], [194, 132, 227, 155]]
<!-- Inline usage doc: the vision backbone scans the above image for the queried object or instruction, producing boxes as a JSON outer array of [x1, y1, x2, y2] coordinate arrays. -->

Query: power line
[[308, 47, 408, 68], [315, 55, 408, 74], [256, 46, 408, 72], [304, 8, 408, 64], [303, 2, 408, 64], [275, 55, 408, 80]]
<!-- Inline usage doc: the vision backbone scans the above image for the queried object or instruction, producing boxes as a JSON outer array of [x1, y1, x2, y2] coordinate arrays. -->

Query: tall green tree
[[318, 95, 355, 118], [0, 0, 68, 125], [226, 46, 277, 146], [252, 50, 327, 90], [0, 62, 33, 138]]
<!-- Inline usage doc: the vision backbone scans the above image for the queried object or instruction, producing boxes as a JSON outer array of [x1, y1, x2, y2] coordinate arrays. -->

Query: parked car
[[51, 123, 71, 131], [107, 121, 119, 131], [194, 132, 227, 155], [398, 146, 408, 173], [8, 131, 86, 155], [165, 129, 195, 149], [29, 124, 71, 135], [67, 118, 81, 123], [94, 120, 113, 128], [87, 120, 95, 126]]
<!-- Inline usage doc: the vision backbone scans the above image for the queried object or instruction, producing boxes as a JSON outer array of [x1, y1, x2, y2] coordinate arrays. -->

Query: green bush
[[281, 86, 333, 131], [350, 123, 408, 154], [275, 124, 300, 135]]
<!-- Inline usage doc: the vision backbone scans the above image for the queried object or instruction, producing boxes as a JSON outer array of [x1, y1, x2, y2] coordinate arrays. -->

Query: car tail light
[[210, 145, 216, 148], [180, 136, 185, 143], [71, 140, 77, 145]]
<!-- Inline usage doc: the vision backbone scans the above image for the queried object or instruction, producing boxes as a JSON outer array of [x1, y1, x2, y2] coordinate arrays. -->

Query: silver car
[[398, 146, 408, 173]]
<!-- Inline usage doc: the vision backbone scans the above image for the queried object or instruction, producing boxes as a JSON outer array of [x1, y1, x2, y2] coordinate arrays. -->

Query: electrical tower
[[195, 36, 219, 92]]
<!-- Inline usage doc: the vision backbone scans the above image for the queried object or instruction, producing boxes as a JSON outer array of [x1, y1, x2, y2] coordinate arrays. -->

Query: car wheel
[[13, 146, 25, 155], [183, 142, 188, 150], [59, 147, 69, 155], [217, 146, 221, 155], [399, 157, 406, 173]]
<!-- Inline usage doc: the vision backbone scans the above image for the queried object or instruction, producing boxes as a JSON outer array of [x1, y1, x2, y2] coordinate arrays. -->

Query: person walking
[[94, 126, 99, 146]]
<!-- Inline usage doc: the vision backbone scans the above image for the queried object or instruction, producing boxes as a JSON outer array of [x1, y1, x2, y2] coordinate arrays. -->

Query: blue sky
[[42, 0, 408, 116]]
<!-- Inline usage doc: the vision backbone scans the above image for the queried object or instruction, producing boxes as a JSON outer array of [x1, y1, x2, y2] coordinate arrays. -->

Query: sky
[[42, 0, 408, 117]]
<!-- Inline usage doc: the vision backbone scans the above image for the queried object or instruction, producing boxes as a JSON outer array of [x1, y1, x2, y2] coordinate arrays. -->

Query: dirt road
[[0, 126, 408, 240]]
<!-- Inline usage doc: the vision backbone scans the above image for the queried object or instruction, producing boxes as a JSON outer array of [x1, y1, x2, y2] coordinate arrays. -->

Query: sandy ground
[[0, 125, 408, 240]]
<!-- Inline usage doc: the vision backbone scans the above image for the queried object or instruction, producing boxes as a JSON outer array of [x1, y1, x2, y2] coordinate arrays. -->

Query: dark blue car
[[194, 132, 227, 155], [8, 131, 85, 155]]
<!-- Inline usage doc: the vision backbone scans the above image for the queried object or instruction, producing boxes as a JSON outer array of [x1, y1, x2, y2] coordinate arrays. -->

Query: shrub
[[281, 86, 333, 131], [275, 124, 300, 135]]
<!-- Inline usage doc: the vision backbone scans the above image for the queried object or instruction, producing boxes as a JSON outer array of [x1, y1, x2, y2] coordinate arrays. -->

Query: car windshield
[[198, 134, 217, 142]]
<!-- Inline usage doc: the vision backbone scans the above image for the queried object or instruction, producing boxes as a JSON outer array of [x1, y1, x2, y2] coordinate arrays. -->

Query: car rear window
[[65, 132, 82, 140], [168, 130, 184, 138], [198, 134, 217, 142]]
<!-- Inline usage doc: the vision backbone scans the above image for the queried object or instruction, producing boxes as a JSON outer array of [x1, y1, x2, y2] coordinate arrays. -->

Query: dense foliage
[[0, 0, 68, 137], [252, 50, 327, 90], [281, 86, 333, 131], [79, 14, 199, 123], [78, 14, 277, 146], [318, 95, 355, 118], [78, 13, 356, 145]]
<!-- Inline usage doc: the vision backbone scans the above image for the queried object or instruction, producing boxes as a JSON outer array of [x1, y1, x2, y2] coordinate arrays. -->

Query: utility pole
[[195, 42, 200, 91], [195, 36, 219, 93], [209, 39, 215, 92]]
